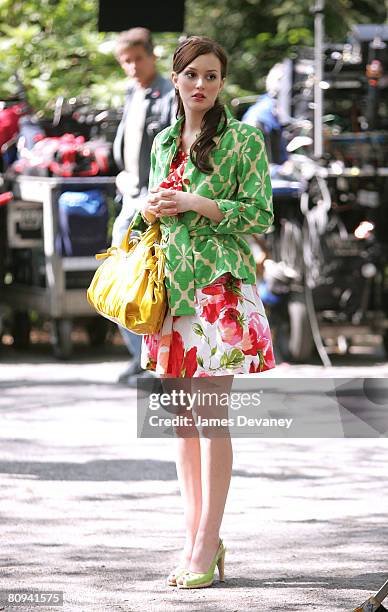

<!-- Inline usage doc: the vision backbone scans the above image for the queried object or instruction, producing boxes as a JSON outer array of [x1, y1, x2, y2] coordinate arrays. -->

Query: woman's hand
[[145, 187, 197, 218], [142, 187, 225, 223]]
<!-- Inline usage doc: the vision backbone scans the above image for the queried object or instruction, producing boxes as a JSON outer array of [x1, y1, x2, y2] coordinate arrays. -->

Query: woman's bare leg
[[163, 378, 202, 568], [185, 375, 233, 573], [174, 434, 202, 566]]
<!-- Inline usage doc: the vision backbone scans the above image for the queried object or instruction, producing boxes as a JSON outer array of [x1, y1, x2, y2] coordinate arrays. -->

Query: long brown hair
[[172, 36, 228, 173]]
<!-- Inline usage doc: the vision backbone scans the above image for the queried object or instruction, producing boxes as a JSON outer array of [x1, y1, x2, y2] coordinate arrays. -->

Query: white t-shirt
[[123, 85, 146, 196]]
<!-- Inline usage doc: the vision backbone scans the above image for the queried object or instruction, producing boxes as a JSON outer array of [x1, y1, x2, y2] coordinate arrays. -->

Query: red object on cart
[[0, 191, 13, 206], [0, 103, 25, 148], [12, 133, 110, 177]]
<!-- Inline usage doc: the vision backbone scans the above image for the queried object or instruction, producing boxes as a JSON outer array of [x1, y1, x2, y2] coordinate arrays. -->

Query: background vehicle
[[233, 23, 388, 363]]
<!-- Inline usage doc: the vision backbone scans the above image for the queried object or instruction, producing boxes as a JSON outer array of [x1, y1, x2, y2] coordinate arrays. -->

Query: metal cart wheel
[[288, 297, 314, 362], [383, 331, 388, 358], [52, 318, 73, 360], [272, 318, 292, 362], [12, 311, 31, 349], [86, 317, 110, 347]]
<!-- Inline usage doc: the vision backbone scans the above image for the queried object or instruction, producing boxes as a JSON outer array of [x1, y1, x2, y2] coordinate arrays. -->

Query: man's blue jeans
[[112, 189, 147, 366], [118, 324, 142, 361]]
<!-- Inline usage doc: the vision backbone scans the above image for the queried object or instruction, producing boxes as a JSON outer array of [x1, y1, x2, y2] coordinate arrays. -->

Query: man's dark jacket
[[113, 74, 175, 194]]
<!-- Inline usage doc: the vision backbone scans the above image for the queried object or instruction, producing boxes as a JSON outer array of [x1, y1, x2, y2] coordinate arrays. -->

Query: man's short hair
[[115, 28, 154, 58]]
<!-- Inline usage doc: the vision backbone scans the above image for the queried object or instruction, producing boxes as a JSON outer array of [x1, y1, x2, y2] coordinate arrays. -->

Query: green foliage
[[0, 0, 386, 112], [0, 0, 126, 110], [186, 0, 387, 98]]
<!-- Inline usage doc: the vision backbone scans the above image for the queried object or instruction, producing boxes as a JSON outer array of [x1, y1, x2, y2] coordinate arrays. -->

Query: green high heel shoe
[[167, 565, 187, 587], [177, 539, 226, 589]]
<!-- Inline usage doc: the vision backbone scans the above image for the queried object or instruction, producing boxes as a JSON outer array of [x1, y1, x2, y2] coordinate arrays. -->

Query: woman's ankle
[[180, 545, 193, 566], [192, 528, 220, 550]]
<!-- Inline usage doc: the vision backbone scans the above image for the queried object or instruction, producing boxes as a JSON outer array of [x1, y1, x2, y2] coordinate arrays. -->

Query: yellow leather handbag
[[87, 219, 166, 334]]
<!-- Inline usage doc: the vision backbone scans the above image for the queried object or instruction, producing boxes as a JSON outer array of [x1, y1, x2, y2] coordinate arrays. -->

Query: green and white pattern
[[133, 108, 273, 316]]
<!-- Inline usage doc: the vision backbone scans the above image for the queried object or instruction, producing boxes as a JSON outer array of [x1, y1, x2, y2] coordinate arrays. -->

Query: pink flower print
[[219, 308, 244, 345]]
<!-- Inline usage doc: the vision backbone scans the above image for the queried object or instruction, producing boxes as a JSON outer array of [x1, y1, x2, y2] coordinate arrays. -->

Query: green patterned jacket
[[133, 108, 273, 316]]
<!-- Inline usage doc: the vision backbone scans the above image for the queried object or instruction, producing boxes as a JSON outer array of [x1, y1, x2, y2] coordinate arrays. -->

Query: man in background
[[112, 28, 175, 386], [242, 62, 289, 165]]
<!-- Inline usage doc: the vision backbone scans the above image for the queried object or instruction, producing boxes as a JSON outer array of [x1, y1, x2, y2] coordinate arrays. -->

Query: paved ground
[[0, 343, 388, 612]]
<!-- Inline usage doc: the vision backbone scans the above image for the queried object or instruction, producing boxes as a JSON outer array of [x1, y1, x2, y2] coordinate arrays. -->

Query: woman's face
[[172, 52, 224, 115]]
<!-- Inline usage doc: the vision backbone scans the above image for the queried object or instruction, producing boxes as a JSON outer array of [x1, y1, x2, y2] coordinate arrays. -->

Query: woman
[[134, 36, 275, 588]]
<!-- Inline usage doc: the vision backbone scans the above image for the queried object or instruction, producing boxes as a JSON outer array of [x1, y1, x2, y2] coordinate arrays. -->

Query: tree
[[0, 0, 124, 110], [0, 0, 386, 112], [185, 0, 388, 94]]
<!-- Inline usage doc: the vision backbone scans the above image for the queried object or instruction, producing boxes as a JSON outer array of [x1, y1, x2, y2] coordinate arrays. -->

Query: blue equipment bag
[[56, 190, 108, 256]]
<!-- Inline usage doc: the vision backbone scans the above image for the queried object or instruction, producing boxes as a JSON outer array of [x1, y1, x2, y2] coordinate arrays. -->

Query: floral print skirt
[[141, 273, 275, 378]]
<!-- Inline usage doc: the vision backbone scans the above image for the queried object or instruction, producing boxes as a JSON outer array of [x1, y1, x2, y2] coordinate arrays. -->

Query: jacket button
[[183, 178, 190, 185]]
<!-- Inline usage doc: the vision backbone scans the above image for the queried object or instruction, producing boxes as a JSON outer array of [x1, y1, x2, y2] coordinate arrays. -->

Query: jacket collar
[[126, 73, 164, 98], [144, 73, 166, 99], [159, 106, 234, 146]]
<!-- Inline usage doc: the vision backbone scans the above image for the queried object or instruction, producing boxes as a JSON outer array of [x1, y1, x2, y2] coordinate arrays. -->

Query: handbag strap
[[120, 216, 161, 253], [119, 216, 139, 253]]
